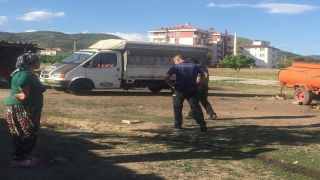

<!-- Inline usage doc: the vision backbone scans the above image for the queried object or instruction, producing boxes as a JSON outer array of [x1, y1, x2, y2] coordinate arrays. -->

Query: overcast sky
[[0, 0, 319, 55]]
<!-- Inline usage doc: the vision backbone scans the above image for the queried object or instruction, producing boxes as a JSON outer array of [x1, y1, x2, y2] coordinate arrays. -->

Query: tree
[[39, 54, 69, 64], [220, 54, 255, 84], [206, 53, 212, 66], [277, 60, 292, 68]]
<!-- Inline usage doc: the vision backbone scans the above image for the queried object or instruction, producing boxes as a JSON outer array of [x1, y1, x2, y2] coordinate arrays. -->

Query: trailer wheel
[[148, 87, 162, 93], [293, 87, 313, 105], [69, 80, 92, 95]]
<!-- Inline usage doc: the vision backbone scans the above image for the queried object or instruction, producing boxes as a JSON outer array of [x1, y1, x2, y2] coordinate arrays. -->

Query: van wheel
[[69, 80, 92, 95], [293, 87, 313, 105], [148, 87, 162, 93]]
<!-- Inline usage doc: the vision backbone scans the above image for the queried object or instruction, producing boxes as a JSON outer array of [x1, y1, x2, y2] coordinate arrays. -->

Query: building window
[[175, 39, 179, 44], [167, 32, 170, 36], [260, 48, 265, 51], [244, 48, 250, 52], [174, 32, 180, 36], [260, 54, 265, 57]]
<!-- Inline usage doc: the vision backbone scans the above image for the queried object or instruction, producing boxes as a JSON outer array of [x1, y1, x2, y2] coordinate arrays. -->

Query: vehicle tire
[[148, 87, 162, 93], [51, 87, 67, 91], [293, 87, 313, 105], [69, 80, 92, 95]]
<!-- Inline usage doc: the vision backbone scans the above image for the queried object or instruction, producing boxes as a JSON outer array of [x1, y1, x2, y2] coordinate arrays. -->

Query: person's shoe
[[184, 115, 195, 120], [10, 160, 38, 168], [208, 113, 217, 120], [200, 125, 207, 132], [29, 157, 43, 163], [171, 125, 182, 129]]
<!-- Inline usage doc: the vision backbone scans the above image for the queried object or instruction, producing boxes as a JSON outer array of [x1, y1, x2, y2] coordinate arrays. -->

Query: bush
[[39, 55, 68, 64]]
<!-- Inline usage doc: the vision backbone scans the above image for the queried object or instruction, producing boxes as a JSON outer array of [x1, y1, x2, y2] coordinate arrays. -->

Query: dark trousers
[[188, 86, 215, 117], [172, 86, 206, 127]]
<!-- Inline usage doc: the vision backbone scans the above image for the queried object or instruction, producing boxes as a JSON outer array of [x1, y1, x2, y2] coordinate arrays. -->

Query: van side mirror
[[82, 61, 94, 68]]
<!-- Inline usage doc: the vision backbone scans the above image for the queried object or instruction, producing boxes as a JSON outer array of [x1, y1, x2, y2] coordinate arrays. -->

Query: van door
[[85, 52, 121, 88]]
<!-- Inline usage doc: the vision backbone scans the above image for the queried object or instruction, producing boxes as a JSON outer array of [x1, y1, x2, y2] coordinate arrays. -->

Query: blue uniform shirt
[[166, 61, 203, 86]]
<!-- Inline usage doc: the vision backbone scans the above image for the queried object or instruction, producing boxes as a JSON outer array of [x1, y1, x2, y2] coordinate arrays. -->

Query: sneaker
[[184, 115, 195, 119], [200, 125, 207, 132], [209, 113, 217, 120]]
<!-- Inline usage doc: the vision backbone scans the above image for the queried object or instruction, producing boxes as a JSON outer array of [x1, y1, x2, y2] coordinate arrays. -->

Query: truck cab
[[40, 50, 123, 95]]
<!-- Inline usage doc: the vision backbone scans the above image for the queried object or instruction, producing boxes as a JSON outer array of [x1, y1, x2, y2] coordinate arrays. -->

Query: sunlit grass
[[208, 68, 279, 80]]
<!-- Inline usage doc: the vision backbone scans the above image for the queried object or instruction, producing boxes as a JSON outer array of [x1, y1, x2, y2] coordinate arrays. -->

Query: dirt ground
[[0, 86, 319, 180]]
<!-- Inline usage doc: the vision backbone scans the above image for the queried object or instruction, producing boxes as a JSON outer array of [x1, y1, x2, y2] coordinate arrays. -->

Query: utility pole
[[74, 41, 76, 53], [284, 55, 286, 63]]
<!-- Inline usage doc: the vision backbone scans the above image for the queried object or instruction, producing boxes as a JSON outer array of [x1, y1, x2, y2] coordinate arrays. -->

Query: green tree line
[[38, 55, 68, 64]]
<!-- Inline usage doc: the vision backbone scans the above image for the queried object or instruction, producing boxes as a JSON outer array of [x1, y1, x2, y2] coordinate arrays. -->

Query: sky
[[0, 0, 319, 56]]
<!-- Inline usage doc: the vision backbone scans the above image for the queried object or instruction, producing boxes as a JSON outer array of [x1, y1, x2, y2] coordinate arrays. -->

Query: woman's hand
[[13, 93, 27, 101]]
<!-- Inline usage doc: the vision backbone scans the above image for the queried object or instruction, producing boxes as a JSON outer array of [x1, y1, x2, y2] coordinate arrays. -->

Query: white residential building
[[241, 40, 279, 68], [38, 48, 65, 56]]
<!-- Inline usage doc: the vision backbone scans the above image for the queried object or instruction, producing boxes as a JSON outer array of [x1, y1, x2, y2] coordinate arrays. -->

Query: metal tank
[[278, 62, 320, 105]]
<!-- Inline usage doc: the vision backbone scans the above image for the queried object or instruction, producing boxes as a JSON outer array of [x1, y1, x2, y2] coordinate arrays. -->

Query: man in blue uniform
[[185, 59, 217, 120], [164, 55, 207, 132]]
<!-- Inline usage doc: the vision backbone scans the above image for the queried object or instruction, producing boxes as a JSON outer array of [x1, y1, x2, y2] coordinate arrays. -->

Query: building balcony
[[149, 35, 167, 39]]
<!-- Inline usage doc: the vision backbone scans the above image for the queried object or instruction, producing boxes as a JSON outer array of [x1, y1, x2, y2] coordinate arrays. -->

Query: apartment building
[[148, 23, 233, 63], [241, 40, 278, 68], [209, 29, 233, 63]]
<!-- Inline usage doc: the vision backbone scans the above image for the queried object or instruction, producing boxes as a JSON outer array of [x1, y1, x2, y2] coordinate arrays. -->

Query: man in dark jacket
[[185, 59, 217, 120], [164, 55, 207, 132]]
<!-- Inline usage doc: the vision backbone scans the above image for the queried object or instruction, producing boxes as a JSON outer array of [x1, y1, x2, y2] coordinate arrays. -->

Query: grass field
[[9, 65, 318, 179], [208, 68, 280, 80], [31, 81, 319, 179]]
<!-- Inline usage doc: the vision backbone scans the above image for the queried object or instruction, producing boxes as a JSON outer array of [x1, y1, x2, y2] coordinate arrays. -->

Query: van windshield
[[61, 51, 95, 64]]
